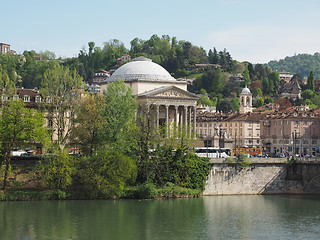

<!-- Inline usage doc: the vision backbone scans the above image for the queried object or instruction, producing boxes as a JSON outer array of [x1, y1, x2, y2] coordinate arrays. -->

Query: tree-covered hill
[[267, 53, 320, 79]]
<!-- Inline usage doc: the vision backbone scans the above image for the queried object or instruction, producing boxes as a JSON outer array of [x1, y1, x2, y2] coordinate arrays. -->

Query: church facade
[[100, 56, 199, 137]]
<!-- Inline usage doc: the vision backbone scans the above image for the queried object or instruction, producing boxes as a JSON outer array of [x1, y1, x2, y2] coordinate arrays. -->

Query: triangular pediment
[[138, 86, 199, 100]]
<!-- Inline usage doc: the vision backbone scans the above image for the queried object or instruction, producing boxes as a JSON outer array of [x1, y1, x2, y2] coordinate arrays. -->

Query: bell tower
[[239, 86, 253, 114]]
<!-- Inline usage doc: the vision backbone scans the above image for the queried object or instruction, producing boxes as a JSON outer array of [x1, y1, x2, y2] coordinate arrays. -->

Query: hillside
[[267, 53, 320, 79]]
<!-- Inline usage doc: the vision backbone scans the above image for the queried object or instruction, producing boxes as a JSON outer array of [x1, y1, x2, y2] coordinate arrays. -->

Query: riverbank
[[0, 163, 202, 201], [0, 186, 202, 201]]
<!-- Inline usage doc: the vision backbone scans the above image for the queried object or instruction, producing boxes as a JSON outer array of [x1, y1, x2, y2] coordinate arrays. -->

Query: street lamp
[[292, 130, 299, 161]]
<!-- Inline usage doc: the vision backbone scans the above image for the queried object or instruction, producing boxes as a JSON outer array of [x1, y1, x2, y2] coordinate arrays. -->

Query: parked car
[[11, 150, 27, 157], [21, 152, 33, 157]]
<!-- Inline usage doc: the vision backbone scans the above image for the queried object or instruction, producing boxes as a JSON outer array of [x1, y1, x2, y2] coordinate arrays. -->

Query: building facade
[[100, 56, 199, 136], [261, 107, 320, 156]]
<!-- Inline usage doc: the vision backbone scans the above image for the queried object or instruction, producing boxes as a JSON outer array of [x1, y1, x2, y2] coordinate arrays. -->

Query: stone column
[[175, 105, 179, 127], [174, 105, 179, 136], [165, 105, 169, 137], [156, 104, 159, 129]]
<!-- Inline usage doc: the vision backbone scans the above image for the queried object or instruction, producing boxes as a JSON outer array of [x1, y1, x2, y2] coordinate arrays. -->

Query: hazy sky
[[2, 0, 319, 63]]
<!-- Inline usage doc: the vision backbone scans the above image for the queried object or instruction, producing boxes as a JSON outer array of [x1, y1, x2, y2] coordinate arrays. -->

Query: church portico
[[137, 88, 198, 137], [100, 56, 199, 138]]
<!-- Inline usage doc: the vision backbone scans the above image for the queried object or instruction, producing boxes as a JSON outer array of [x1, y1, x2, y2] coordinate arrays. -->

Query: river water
[[1, 195, 320, 240]]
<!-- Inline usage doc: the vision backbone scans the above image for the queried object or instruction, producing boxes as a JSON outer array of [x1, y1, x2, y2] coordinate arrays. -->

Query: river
[[1, 195, 320, 240]]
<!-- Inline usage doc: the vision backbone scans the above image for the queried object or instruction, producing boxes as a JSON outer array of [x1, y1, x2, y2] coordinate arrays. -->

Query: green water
[[1, 195, 320, 240]]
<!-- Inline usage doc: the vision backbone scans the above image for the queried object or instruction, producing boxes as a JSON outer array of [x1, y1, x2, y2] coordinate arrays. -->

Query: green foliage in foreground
[[237, 154, 251, 169], [74, 147, 137, 198], [0, 183, 202, 201], [41, 149, 75, 190]]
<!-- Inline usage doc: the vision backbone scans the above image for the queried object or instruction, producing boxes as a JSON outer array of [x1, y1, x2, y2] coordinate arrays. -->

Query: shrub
[[137, 182, 158, 199], [75, 147, 137, 198], [237, 154, 251, 169], [41, 149, 75, 190]]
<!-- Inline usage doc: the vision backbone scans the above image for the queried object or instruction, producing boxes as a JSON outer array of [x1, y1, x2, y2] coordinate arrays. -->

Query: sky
[[1, 0, 320, 63]]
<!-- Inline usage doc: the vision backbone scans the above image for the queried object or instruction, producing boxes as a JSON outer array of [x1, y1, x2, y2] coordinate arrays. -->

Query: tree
[[269, 71, 280, 94], [76, 147, 137, 197], [243, 67, 251, 86], [307, 71, 315, 91], [69, 94, 105, 155], [101, 81, 137, 151], [40, 64, 84, 148], [231, 97, 240, 112], [208, 48, 219, 64], [42, 148, 75, 190], [301, 89, 315, 100], [255, 97, 264, 107], [0, 98, 47, 189], [217, 99, 233, 113], [198, 89, 214, 106], [252, 87, 263, 97], [261, 77, 270, 94]]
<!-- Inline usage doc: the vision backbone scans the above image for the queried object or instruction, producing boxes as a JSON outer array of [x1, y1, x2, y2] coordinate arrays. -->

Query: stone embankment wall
[[203, 161, 320, 195]]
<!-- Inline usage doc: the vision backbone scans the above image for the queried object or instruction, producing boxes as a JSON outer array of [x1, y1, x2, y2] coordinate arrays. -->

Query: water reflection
[[1, 196, 320, 240]]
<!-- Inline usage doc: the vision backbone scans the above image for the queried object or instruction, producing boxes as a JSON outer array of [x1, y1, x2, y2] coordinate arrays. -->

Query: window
[[46, 97, 52, 103], [13, 95, 19, 101], [200, 123, 202, 127], [48, 119, 53, 128], [1, 95, 7, 101], [24, 95, 30, 102], [35, 96, 41, 102]]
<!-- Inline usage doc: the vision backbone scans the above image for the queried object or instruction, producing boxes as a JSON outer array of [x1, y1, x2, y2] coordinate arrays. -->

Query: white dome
[[241, 87, 251, 94], [108, 57, 176, 82]]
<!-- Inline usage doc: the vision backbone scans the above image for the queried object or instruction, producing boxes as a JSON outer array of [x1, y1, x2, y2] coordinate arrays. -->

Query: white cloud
[[205, 25, 320, 63]]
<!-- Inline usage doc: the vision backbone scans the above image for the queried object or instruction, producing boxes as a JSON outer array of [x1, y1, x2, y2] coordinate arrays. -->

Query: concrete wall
[[203, 163, 307, 195]]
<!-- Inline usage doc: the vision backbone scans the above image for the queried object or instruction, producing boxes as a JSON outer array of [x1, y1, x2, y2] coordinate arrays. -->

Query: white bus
[[195, 148, 231, 158]]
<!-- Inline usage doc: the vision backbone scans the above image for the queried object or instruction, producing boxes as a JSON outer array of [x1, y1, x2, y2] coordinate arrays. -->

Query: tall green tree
[[0, 98, 47, 189], [69, 94, 105, 155], [40, 64, 84, 148], [307, 71, 315, 91], [269, 71, 280, 95], [243, 66, 251, 86], [101, 81, 137, 151]]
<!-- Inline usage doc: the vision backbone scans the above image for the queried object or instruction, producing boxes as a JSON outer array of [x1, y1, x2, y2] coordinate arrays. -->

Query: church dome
[[241, 87, 251, 94], [108, 57, 176, 82]]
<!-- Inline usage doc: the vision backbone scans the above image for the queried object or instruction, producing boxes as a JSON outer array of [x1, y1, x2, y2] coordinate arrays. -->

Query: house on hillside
[[279, 77, 301, 99], [0, 43, 16, 55], [92, 70, 110, 84]]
